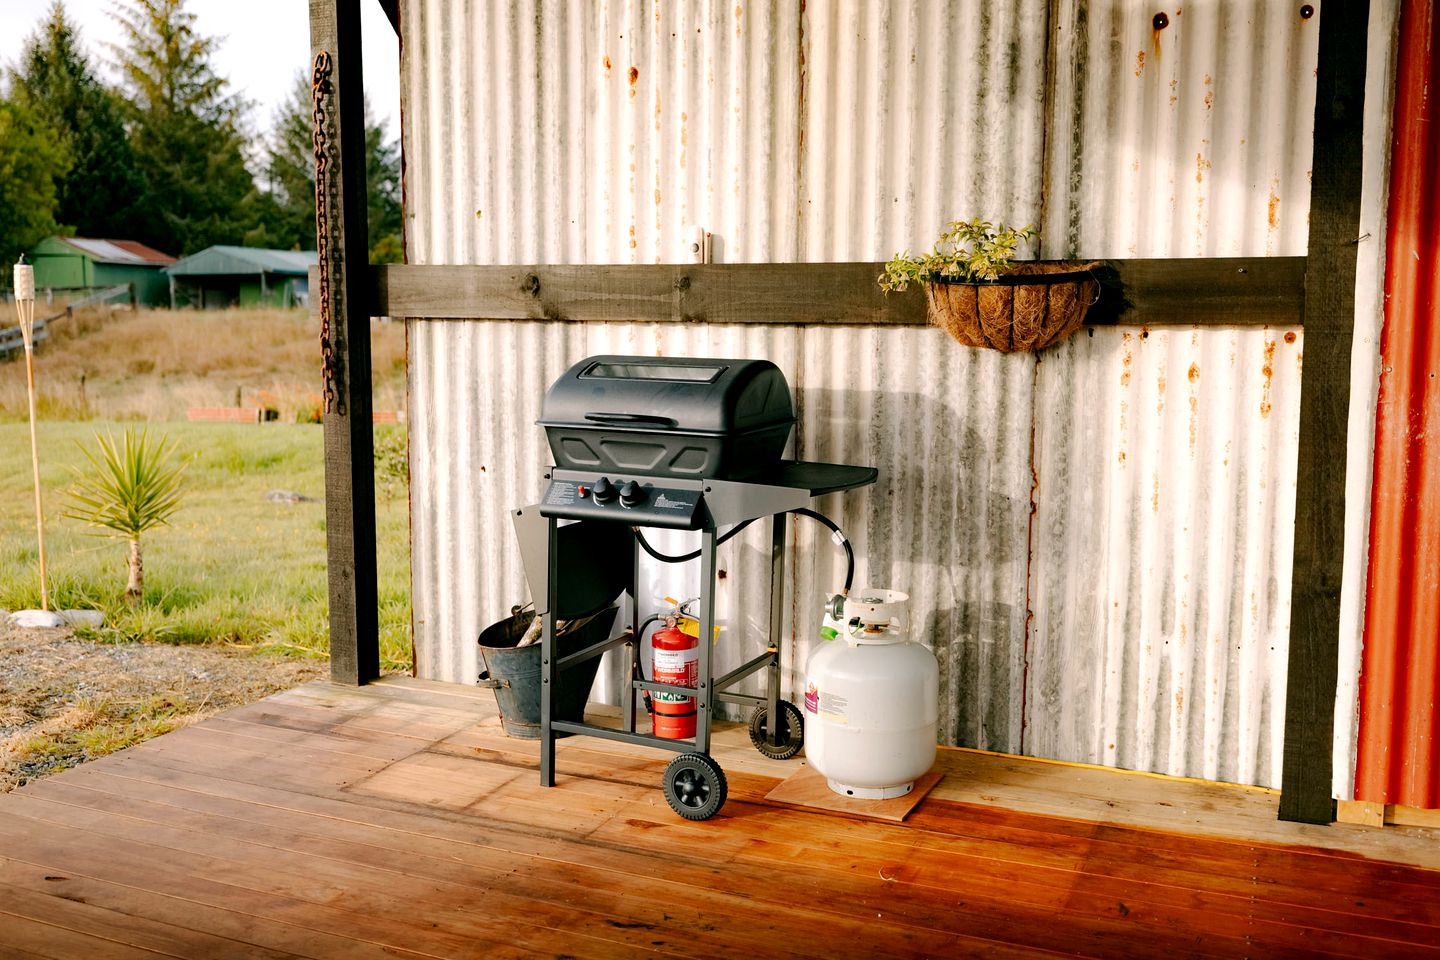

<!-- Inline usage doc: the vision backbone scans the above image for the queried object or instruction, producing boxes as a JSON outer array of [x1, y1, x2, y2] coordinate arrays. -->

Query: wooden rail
[[373, 257, 1306, 327]]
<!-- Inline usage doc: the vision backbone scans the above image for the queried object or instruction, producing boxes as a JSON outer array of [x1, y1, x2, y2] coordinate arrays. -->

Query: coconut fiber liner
[[924, 261, 1101, 352]]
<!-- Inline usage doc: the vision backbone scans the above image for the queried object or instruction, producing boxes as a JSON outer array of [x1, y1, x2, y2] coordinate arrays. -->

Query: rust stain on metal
[[1203, 74, 1214, 111], [1153, 475, 1160, 513], [1135, 50, 1146, 78], [603, 55, 612, 77], [1284, 331, 1297, 344], [735, 3, 743, 37], [1259, 339, 1276, 418], [1121, 332, 1133, 387], [1157, 369, 1167, 416], [655, 88, 662, 131], [628, 65, 639, 98], [1169, 78, 1178, 107], [1267, 186, 1280, 229], [1175, 688, 1184, 716], [1188, 393, 1198, 453], [1195, 152, 1211, 184], [1188, 362, 1200, 383]]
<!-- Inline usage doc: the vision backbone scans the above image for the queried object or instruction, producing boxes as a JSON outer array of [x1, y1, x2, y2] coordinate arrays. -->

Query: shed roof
[[44, 237, 176, 265], [165, 246, 318, 277]]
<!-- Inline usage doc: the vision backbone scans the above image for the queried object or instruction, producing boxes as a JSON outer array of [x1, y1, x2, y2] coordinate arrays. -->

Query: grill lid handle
[[583, 412, 677, 428]]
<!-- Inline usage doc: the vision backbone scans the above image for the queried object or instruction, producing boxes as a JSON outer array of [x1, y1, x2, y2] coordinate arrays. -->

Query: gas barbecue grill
[[513, 355, 877, 820]]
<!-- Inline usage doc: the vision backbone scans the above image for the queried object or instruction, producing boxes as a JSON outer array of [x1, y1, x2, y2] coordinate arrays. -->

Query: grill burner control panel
[[541, 476, 704, 529]]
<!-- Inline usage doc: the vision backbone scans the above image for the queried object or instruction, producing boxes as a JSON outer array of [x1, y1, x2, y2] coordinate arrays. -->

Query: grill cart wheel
[[748, 700, 804, 760], [662, 753, 727, 821]]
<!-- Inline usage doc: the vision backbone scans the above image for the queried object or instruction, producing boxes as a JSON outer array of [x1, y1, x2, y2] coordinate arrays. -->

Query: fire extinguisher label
[[653, 647, 697, 703]]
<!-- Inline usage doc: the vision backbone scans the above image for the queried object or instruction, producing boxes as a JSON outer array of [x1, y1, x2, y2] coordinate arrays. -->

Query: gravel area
[[0, 622, 325, 792]]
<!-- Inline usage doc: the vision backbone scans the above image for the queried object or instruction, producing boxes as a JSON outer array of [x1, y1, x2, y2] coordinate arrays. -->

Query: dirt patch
[[0, 622, 325, 792]]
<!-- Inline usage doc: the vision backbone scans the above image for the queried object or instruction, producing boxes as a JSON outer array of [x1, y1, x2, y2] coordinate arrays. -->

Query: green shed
[[164, 246, 318, 310], [26, 237, 177, 306]]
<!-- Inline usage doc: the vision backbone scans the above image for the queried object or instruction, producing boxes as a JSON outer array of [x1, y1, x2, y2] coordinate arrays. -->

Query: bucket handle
[[477, 671, 511, 690]]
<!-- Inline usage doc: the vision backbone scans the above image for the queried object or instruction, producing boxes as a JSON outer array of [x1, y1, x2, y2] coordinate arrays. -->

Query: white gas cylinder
[[803, 589, 939, 799]]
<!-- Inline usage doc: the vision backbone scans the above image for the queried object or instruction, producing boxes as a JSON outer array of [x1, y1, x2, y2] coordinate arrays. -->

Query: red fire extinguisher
[[650, 619, 698, 739]]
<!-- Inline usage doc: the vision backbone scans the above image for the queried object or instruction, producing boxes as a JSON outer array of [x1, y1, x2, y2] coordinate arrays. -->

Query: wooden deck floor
[[1, 676, 1437, 959]]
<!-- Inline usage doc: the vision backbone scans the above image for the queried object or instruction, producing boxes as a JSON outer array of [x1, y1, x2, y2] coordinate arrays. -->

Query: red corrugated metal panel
[[1356, 0, 1440, 809]]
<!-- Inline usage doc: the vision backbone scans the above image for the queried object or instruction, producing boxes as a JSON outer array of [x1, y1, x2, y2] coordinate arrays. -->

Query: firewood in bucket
[[517, 615, 573, 647]]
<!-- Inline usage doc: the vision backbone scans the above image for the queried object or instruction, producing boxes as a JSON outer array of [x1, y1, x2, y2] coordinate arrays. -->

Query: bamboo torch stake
[[14, 256, 49, 611]]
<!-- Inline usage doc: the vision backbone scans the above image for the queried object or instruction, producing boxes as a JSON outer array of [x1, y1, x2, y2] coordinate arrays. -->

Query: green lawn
[[0, 422, 411, 671]]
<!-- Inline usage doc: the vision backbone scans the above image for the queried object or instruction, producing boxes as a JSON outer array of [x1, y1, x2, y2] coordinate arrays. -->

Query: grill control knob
[[618, 480, 645, 507], [592, 477, 617, 503]]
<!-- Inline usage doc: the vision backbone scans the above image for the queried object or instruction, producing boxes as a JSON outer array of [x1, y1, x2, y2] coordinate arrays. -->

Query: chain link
[[311, 51, 345, 416]]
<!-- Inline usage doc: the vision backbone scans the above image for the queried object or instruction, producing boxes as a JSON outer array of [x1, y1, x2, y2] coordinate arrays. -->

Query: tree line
[[0, 0, 401, 273]]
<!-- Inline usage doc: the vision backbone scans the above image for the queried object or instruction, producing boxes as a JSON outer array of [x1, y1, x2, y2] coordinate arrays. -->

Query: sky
[[0, 0, 401, 140]]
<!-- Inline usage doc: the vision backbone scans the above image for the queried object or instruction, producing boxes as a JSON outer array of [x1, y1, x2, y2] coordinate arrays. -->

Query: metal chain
[[311, 51, 345, 416]]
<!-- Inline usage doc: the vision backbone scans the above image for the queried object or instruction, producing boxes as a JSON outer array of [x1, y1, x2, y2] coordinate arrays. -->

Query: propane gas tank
[[804, 589, 938, 799]]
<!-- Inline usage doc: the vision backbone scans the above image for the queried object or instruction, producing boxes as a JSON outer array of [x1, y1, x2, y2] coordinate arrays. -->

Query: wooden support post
[[311, 0, 379, 685], [1278, 0, 1370, 824]]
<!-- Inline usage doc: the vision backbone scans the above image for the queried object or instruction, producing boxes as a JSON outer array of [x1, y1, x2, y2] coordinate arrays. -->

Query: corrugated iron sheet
[[398, 1, 1391, 789], [1027, 326, 1301, 785], [407, 319, 1036, 744], [1021, 3, 1319, 786], [1356, 0, 1440, 810]]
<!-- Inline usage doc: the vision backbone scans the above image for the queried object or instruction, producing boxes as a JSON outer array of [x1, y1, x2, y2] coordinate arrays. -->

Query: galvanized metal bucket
[[477, 606, 617, 739]]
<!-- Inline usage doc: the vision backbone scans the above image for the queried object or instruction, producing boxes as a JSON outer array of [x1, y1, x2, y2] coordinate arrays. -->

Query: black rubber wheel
[[662, 753, 727, 821], [748, 699, 804, 760]]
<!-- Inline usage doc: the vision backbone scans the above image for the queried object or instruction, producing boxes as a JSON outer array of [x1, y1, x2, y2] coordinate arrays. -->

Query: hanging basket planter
[[922, 261, 1103, 353]]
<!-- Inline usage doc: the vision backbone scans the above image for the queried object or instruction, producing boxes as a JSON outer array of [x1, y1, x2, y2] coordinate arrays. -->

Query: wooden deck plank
[[0, 909, 174, 960], [60, 731, 1440, 960], [0, 858, 438, 960], [0, 814, 607, 960], [2, 679, 1438, 960], [0, 787, 1006, 960], [18, 757, 1065, 960], [98, 747, 1440, 936], [0, 880, 296, 960]]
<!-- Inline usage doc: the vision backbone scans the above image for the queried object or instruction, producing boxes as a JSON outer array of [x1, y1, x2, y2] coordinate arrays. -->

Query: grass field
[[0, 421, 412, 671], [0, 305, 407, 423]]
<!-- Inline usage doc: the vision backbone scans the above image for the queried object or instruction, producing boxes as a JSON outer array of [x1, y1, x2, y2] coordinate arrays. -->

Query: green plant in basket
[[880, 219, 1038, 292], [64, 428, 186, 606]]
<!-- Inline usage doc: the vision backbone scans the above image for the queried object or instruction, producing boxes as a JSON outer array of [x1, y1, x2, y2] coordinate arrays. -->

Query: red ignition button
[[577, 484, 588, 496]]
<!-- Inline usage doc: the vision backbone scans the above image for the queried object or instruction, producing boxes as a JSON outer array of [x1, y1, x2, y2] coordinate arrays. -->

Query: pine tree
[[0, 97, 71, 270], [263, 72, 320, 251], [109, 0, 256, 255], [10, 2, 148, 243], [264, 70, 404, 261], [365, 109, 403, 264]]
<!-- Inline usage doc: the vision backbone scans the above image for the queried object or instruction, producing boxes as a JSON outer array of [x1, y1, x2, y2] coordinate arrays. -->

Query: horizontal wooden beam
[[374, 257, 1305, 328]]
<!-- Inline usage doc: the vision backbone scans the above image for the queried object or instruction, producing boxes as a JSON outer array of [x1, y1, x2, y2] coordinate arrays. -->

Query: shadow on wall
[[795, 383, 1033, 753]]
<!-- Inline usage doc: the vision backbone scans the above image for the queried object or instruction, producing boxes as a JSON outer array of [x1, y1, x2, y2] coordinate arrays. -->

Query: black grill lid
[[538, 355, 794, 437]]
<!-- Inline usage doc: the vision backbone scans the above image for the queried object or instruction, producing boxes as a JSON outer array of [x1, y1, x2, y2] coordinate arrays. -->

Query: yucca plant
[[65, 429, 186, 606]]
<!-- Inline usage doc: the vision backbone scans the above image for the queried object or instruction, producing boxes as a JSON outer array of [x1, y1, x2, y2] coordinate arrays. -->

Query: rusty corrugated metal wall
[[398, 1, 1394, 789], [1356, 0, 1439, 810], [401, 0, 1045, 754]]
